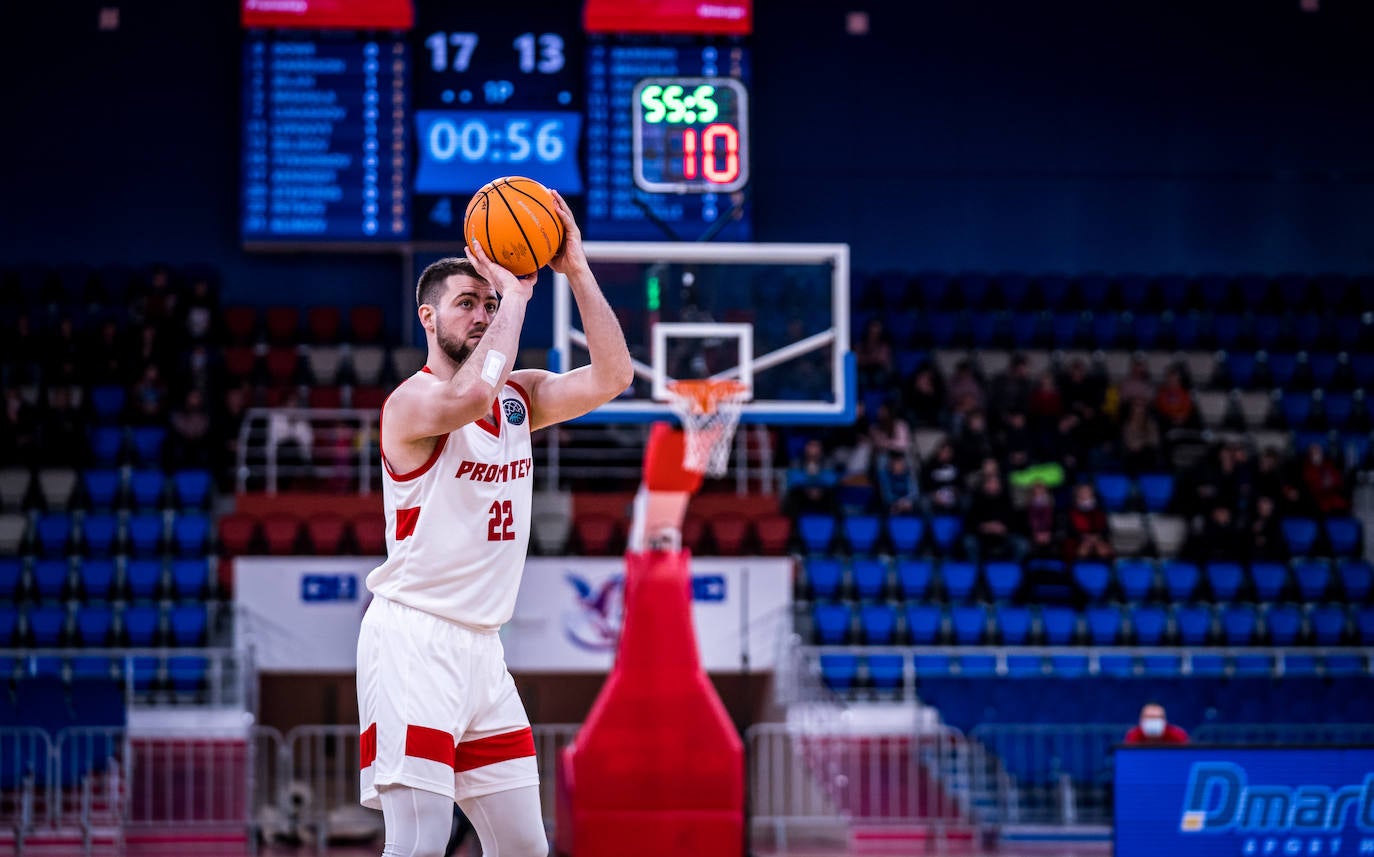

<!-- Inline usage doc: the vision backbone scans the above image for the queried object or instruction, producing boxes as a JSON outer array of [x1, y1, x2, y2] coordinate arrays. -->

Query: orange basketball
[[463, 176, 565, 277]]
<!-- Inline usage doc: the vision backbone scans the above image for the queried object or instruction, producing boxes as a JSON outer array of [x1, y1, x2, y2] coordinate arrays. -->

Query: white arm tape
[[481, 350, 508, 386]]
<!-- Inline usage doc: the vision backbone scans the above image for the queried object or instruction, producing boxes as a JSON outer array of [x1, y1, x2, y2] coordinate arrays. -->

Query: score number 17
[[425, 32, 565, 74]]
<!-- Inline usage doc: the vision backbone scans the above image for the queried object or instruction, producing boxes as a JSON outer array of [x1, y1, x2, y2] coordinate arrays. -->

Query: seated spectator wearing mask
[[1123, 702, 1189, 745]]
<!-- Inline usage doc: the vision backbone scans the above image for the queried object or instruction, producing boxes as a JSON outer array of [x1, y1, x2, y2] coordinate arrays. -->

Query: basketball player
[[357, 190, 632, 857]]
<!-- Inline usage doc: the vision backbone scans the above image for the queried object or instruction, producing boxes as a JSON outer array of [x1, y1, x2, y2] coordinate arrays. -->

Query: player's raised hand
[[468, 237, 536, 301], [547, 189, 588, 277]]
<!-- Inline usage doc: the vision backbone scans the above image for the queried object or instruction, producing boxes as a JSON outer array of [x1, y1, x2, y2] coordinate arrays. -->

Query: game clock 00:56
[[413, 109, 583, 195], [632, 77, 748, 194]]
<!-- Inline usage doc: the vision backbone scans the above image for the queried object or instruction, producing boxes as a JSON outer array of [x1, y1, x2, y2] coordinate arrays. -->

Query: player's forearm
[[449, 292, 529, 411], [567, 269, 634, 394]]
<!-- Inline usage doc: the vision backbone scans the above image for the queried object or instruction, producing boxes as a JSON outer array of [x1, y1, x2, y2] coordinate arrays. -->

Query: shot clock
[[632, 77, 748, 193]]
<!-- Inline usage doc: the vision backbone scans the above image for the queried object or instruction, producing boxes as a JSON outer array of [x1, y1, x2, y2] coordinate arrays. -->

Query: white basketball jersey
[[365, 369, 534, 631]]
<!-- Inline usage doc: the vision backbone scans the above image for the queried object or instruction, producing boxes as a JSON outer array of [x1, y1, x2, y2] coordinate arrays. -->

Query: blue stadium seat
[[843, 515, 881, 554], [28, 604, 66, 646], [1009, 311, 1040, 348], [1137, 474, 1175, 513], [1356, 608, 1374, 646], [1050, 654, 1089, 678], [1190, 654, 1226, 677], [70, 656, 115, 681], [959, 654, 997, 676], [805, 558, 844, 600], [131, 656, 160, 692], [167, 655, 210, 693], [1308, 353, 1340, 389], [1281, 518, 1321, 556], [1050, 313, 1081, 348], [1268, 353, 1299, 388], [80, 513, 119, 557], [122, 605, 159, 647], [1162, 560, 1200, 601], [33, 559, 69, 601], [169, 604, 208, 646], [1250, 562, 1289, 601], [1116, 559, 1155, 601], [1006, 654, 1043, 677], [1323, 654, 1366, 677], [1132, 606, 1167, 645], [984, 562, 1021, 602], [31, 657, 64, 678], [1323, 392, 1354, 429], [1085, 606, 1122, 644], [1131, 313, 1162, 349], [1205, 562, 1244, 601], [89, 427, 124, 465], [129, 427, 167, 466], [941, 561, 978, 601], [1283, 655, 1319, 676], [128, 470, 164, 509], [967, 313, 999, 347], [950, 605, 987, 644], [170, 558, 209, 600], [1278, 392, 1313, 428], [1073, 561, 1111, 602], [887, 516, 924, 555], [812, 602, 852, 644], [798, 515, 837, 553], [89, 385, 126, 423], [1090, 313, 1120, 348], [851, 558, 887, 601], [1233, 655, 1272, 677], [1338, 560, 1372, 602], [1099, 654, 1135, 677], [79, 558, 117, 601], [1175, 312, 1207, 350], [995, 605, 1032, 645], [1309, 605, 1348, 645], [0, 558, 20, 600], [905, 604, 943, 644], [859, 603, 898, 644], [1040, 606, 1077, 645], [125, 513, 164, 557], [866, 654, 904, 691], [1141, 654, 1181, 676], [1174, 604, 1213, 646], [1293, 316, 1325, 352], [124, 559, 162, 601], [74, 605, 114, 647], [82, 469, 121, 509], [1352, 354, 1374, 388], [837, 484, 873, 516], [1292, 559, 1332, 601], [1093, 474, 1131, 513], [1325, 517, 1362, 558], [0, 605, 19, 646], [34, 513, 72, 557], [896, 559, 934, 600], [1222, 351, 1257, 389], [1266, 605, 1303, 646], [171, 513, 211, 557], [929, 516, 963, 555], [1220, 604, 1259, 646]]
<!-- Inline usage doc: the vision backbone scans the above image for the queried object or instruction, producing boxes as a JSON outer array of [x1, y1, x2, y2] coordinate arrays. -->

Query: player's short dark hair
[[416, 257, 485, 308]]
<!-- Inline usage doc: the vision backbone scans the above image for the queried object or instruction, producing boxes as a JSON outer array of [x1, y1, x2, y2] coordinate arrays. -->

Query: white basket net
[[665, 380, 748, 477]]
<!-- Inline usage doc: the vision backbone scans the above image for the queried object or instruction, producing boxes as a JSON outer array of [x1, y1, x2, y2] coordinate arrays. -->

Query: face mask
[[1077, 498, 1096, 511], [1141, 717, 1166, 737]]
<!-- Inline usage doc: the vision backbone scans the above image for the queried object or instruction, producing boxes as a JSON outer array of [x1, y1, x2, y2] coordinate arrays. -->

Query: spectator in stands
[[1186, 504, 1246, 562], [169, 388, 213, 468], [1254, 446, 1308, 517], [1024, 481, 1059, 559], [988, 354, 1033, 423], [1061, 357, 1106, 451], [868, 402, 911, 466], [173, 342, 221, 399], [267, 389, 314, 490], [1115, 355, 1154, 412], [1246, 495, 1288, 562], [84, 319, 128, 385], [1119, 400, 1163, 474], [1124, 702, 1189, 745], [965, 470, 1021, 560], [39, 385, 85, 465], [1153, 365, 1198, 430], [130, 264, 178, 326], [216, 381, 253, 489], [1300, 442, 1350, 515], [0, 386, 39, 465], [784, 437, 839, 516], [1, 312, 41, 385], [953, 410, 995, 473], [876, 453, 920, 516], [921, 440, 963, 514], [180, 275, 219, 345], [899, 364, 945, 428], [128, 363, 168, 425], [826, 400, 872, 481], [1065, 482, 1113, 560], [854, 318, 894, 390], [945, 359, 985, 424], [1027, 370, 1066, 462], [41, 315, 82, 387], [131, 324, 169, 378], [996, 410, 1033, 473]]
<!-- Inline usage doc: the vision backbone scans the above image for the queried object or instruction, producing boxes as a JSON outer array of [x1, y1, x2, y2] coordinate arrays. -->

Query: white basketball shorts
[[357, 596, 538, 808]]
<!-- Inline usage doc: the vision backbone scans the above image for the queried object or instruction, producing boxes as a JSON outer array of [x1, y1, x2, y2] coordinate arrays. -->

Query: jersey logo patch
[[502, 397, 527, 426]]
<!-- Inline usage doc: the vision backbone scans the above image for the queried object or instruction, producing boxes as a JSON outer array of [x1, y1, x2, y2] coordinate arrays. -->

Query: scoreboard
[[240, 0, 752, 245]]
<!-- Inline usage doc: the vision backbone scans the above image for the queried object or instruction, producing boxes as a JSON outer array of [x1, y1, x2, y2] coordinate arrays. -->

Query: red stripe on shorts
[[453, 727, 536, 773], [395, 506, 420, 540], [405, 724, 456, 767], [359, 723, 377, 769]]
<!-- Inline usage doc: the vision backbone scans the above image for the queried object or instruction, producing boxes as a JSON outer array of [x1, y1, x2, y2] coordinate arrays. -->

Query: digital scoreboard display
[[240, 1, 752, 245]]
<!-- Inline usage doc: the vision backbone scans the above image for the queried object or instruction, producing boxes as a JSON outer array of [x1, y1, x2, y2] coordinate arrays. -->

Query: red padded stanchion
[[556, 549, 743, 857]]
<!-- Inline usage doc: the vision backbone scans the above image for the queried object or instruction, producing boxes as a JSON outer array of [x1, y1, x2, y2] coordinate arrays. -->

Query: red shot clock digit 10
[[632, 77, 749, 194]]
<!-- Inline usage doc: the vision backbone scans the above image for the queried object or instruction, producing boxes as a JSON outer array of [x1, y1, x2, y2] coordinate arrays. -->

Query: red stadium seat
[[754, 513, 793, 555], [261, 515, 302, 555], [308, 386, 344, 409], [351, 513, 386, 555], [681, 515, 707, 553], [223, 346, 258, 381], [574, 513, 619, 555], [306, 306, 342, 343], [224, 305, 258, 344], [709, 514, 749, 555], [265, 306, 301, 344], [349, 305, 385, 343], [217, 512, 259, 556], [305, 513, 348, 554], [264, 347, 300, 384], [350, 385, 387, 410]]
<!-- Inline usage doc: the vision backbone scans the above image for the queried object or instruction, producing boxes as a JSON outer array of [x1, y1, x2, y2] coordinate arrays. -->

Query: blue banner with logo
[[1115, 746, 1374, 857]]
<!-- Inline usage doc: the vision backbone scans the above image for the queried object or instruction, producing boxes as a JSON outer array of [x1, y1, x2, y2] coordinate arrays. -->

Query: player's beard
[[435, 318, 478, 366]]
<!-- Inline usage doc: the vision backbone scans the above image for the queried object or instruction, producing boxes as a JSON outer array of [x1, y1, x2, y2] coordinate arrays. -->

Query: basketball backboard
[[551, 241, 853, 425]]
